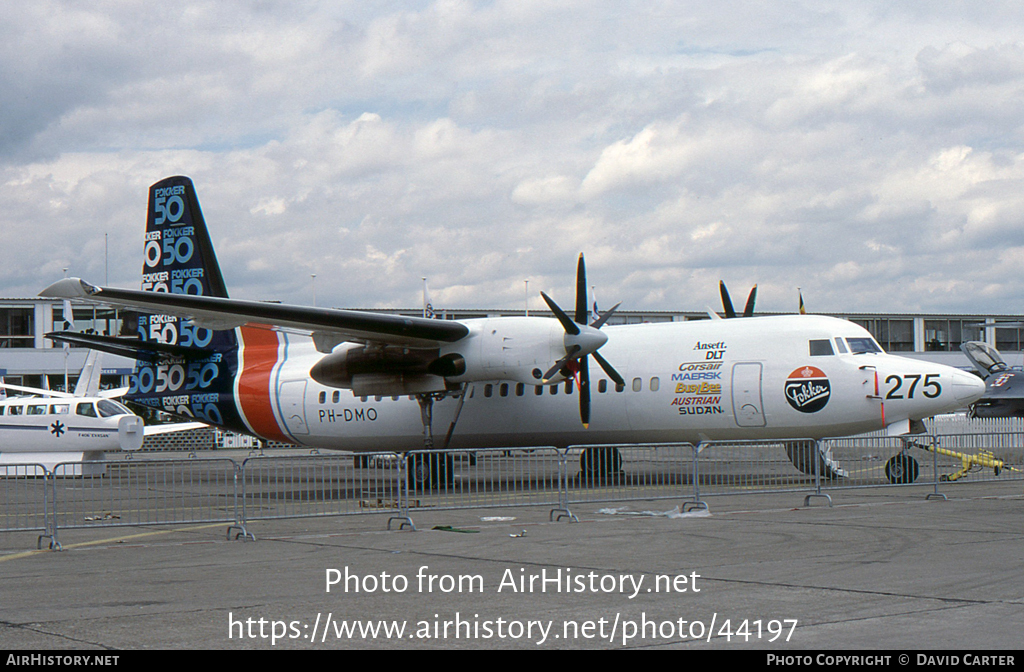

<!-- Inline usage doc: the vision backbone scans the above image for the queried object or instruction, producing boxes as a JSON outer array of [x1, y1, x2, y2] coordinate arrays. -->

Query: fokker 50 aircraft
[[41, 176, 985, 486]]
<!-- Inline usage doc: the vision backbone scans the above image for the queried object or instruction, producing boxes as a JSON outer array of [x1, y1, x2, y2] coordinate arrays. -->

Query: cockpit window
[[809, 339, 834, 356], [961, 341, 1006, 375], [96, 399, 130, 417], [846, 337, 883, 354], [834, 337, 848, 354]]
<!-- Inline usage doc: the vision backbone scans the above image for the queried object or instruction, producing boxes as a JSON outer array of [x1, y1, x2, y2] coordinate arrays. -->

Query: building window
[[0, 308, 34, 348], [851, 318, 913, 352], [996, 327, 1023, 352]]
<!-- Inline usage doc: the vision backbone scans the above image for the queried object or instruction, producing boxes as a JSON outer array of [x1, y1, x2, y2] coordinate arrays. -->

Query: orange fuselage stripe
[[236, 326, 289, 442]]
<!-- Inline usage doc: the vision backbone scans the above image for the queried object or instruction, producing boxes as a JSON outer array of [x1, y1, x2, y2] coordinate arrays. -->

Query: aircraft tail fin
[[73, 350, 104, 397], [129, 177, 244, 432], [142, 176, 229, 299]]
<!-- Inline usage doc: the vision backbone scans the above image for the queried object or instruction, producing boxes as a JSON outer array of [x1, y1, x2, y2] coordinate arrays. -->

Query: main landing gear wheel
[[885, 454, 919, 484], [579, 447, 622, 484], [407, 453, 455, 491]]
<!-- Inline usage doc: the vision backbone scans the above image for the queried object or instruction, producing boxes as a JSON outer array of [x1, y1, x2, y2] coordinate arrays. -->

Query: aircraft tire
[[407, 453, 455, 491], [885, 454, 919, 485], [579, 446, 622, 480]]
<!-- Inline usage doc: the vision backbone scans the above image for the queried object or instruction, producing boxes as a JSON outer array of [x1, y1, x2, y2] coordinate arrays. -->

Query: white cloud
[[1, 2, 1024, 315]]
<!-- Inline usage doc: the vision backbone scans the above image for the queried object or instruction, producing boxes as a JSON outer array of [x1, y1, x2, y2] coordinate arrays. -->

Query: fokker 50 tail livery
[[42, 176, 984, 484]]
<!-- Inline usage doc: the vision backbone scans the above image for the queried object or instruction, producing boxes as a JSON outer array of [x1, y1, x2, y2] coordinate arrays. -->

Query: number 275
[[885, 374, 941, 399]]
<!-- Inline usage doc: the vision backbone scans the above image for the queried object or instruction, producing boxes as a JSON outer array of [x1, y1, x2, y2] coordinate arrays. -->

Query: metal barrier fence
[[0, 464, 57, 549], [49, 458, 240, 538], [239, 453, 403, 524], [3, 430, 1022, 549]]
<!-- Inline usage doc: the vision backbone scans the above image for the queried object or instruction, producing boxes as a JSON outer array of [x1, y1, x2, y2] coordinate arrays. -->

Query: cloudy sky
[[3, 1, 1024, 315]]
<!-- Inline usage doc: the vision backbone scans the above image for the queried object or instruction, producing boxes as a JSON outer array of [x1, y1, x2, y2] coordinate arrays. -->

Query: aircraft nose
[[950, 370, 986, 404]]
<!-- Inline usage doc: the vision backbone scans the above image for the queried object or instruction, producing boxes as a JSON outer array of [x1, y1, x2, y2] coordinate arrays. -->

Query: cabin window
[[565, 380, 573, 395], [50, 404, 69, 415], [534, 385, 543, 396], [26, 405, 46, 415], [598, 379, 608, 394], [632, 377, 642, 392], [0, 406, 4, 416], [809, 339, 834, 356], [484, 384, 493, 398], [76, 403, 97, 417], [332, 391, 340, 403], [834, 337, 848, 354], [515, 383, 524, 396], [318, 391, 326, 404], [499, 383, 509, 397], [550, 384, 558, 395], [650, 377, 660, 392], [8, 405, 23, 415], [616, 383, 625, 393]]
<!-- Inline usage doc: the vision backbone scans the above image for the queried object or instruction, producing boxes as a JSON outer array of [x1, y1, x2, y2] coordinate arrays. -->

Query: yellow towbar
[[915, 440, 1020, 482]]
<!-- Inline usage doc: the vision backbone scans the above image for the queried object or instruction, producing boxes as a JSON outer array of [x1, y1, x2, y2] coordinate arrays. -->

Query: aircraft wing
[[143, 421, 209, 436], [45, 331, 216, 362], [0, 383, 74, 398], [41, 278, 469, 350]]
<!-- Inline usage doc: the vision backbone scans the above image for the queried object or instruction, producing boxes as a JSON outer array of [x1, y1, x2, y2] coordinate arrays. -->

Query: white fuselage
[[246, 315, 985, 451], [0, 397, 137, 455]]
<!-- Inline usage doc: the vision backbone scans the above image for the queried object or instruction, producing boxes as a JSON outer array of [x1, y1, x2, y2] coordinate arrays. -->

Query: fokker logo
[[785, 367, 830, 414]]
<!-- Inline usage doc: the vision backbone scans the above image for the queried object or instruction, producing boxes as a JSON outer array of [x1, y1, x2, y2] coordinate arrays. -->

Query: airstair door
[[731, 362, 766, 427], [279, 379, 310, 435]]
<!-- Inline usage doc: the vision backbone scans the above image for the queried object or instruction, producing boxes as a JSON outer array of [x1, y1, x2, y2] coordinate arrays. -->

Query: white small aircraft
[[0, 351, 200, 474], [41, 176, 986, 485]]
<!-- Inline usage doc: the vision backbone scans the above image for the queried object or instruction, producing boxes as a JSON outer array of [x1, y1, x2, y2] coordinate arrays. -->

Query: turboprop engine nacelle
[[438, 317, 577, 386], [309, 317, 583, 394]]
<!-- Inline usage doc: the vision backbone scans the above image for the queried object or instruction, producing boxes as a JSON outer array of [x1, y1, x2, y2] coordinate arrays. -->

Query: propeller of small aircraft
[[719, 281, 757, 318], [539, 254, 624, 427]]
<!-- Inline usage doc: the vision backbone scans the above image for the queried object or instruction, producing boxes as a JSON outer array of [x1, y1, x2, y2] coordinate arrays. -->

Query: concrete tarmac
[[1, 481, 1022, 651]]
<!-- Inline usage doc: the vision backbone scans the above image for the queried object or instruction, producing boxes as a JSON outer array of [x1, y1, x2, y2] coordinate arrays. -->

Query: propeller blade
[[579, 354, 591, 427], [542, 345, 580, 382], [575, 253, 588, 325], [719, 281, 736, 319], [593, 351, 625, 387], [540, 291, 580, 335], [743, 285, 757, 318], [590, 302, 621, 329]]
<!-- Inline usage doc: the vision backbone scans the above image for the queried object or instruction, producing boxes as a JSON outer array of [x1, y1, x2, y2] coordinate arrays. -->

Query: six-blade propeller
[[541, 254, 624, 427]]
